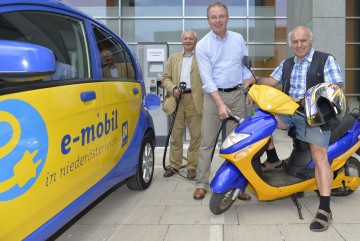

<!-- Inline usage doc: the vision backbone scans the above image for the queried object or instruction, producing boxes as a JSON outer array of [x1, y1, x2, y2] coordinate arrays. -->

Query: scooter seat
[[330, 114, 355, 143]]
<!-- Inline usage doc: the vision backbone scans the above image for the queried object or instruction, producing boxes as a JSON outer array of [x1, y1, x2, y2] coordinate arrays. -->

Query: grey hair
[[181, 29, 197, 40], [101, 49, 113, 56], [288, 26, 314, 46]]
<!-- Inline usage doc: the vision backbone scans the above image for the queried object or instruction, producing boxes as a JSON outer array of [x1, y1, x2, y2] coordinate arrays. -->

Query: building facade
[[62, 0, 359, 109]]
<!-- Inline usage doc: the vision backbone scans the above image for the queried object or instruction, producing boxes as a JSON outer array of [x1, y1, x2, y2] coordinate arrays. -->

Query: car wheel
[[127, 133, 154, 190]]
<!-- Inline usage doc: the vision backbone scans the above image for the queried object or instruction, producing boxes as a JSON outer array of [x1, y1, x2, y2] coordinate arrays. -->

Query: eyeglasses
[[209, 15, 227, 21]]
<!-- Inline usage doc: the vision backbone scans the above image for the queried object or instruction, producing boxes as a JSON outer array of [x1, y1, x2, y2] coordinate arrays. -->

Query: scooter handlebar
[[228, 112, 244, 123]]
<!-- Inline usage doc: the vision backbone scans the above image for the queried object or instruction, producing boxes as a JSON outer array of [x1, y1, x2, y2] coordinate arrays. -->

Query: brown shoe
[[163, 167, 178, 177], [187, 169, 196, 180], [193, 188, 206, 200], [238, 192, 251, 201]]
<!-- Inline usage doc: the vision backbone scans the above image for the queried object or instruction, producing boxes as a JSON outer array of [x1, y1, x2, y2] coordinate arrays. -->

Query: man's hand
[[246, 94, 255, 108], [173, 87, 181, 99], [218, 103, 230, 120], [243, 77, 256, 89], [291, 97, 304, 106]]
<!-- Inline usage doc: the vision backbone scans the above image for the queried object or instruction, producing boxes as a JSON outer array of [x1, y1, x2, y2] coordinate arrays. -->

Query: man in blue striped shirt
[[247, 25, 344, 232]]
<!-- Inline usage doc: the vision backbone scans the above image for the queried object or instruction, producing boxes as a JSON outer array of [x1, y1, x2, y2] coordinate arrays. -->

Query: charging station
[[136, 42, 169, 146]]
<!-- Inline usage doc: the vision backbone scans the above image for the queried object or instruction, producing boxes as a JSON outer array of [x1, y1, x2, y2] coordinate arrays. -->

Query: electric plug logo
[[0, 99, 48, 201]]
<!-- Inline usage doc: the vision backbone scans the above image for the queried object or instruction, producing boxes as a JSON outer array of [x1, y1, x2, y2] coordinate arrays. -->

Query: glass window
[[346, 45, 360, 68], [185, 20, 212, 40], [248, 44, 287, 69], [97, 19, 120, 36], [93, 25, 135, 79], [346, 19, 360, 42], [61, 0, 120, 17], [346, 0, 359, 97], [185, 19, 247, 40], [0, 11, 89, 80], [62, 0, 288, 84], [168, 45, 183, 55], [346, 0, 360, 17], [185, 0, 247, 16], [248, 19, 287, 42], [345, 70, 360, 95], [249, 19, 274, 42], [122, 0, 182, 16], [249, 0, 287, 17], [122, 20, 182, 42]]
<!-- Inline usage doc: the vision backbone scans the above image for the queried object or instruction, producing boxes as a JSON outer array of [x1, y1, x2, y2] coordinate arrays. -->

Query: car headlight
[[221, 131, 250, 149]]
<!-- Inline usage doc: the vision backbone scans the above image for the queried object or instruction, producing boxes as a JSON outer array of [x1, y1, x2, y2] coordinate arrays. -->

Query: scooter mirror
[[242, 55, 252, 69], [242, 56, 257, 84]]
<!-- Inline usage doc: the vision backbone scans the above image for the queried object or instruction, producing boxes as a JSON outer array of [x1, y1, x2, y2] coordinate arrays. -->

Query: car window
[[93, 25, 135, 80], [0, 11, 90, 81]]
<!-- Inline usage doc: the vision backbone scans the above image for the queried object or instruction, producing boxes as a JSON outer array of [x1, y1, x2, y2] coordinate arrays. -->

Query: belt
[[182, 89, 192, 94], [218, 85, 242, 92]]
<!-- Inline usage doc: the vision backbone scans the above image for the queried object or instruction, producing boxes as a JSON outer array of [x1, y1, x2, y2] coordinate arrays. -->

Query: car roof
[[0, 0, 87, 18]]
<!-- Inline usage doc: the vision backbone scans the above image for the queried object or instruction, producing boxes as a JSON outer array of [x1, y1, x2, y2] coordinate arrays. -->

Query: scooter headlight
[[221, 131, 250, 149]]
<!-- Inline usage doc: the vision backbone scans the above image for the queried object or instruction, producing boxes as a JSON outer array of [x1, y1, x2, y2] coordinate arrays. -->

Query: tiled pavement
[[54, 129, 360, 241]]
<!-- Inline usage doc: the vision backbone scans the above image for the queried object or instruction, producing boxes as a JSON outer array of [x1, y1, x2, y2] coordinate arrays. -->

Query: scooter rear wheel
[[331, 156, 360, 196], [210, 190, 236, 215]]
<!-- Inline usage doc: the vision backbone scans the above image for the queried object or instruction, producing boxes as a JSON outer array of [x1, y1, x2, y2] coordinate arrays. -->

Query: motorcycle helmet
[[304, 83, 346, 126]]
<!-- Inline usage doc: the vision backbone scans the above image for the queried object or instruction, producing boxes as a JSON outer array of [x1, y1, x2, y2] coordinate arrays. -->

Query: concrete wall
[[287, 0, 345, 72]]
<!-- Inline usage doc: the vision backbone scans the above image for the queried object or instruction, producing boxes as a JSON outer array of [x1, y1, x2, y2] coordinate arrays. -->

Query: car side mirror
[[0, 40, 56, 82], [144, 94, 161, 110]]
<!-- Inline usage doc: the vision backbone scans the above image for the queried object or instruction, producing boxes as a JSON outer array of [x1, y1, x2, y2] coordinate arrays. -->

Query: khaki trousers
[[195, 88, 246, 190], [169, 93, 202, 170]]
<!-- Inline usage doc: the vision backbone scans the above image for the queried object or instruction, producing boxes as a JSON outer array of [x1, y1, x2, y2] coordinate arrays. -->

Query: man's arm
[[245, 76, 280, 108], [256, 76, 279, 87], [161, 55, 177, 96]]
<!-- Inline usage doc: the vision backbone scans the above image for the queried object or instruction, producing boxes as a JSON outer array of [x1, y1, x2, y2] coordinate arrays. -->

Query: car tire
[[127, 133, 154, 190]]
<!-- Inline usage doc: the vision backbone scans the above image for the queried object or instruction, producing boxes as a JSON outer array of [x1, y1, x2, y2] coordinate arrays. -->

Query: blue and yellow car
[[0, 0, 160, 240]]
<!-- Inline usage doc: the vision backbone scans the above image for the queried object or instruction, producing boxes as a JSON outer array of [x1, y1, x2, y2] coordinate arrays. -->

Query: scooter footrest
[[331, 188, 348, 196]]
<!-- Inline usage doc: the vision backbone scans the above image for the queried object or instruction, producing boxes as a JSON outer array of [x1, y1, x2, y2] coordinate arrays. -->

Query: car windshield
[[0, 11, 90, 81]]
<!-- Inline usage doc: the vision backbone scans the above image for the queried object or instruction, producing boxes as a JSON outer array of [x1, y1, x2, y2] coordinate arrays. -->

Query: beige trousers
[[169, 93, 202, 170], [195, 88, 246, 190]]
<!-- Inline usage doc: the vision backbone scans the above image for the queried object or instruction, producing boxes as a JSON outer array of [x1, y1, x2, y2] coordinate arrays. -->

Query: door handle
[[80, 91, 96, 102]]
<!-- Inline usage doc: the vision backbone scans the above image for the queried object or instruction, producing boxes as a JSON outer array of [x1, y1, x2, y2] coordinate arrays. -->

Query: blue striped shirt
[[196, 30, 253, 93], [270, 49, 344, 98]]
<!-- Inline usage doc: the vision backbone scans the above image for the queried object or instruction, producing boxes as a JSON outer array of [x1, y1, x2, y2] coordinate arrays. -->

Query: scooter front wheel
[[210, 190, 236, 215]]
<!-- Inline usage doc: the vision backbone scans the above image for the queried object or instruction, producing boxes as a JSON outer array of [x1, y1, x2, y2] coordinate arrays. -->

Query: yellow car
[[0, 0, 160, 240]]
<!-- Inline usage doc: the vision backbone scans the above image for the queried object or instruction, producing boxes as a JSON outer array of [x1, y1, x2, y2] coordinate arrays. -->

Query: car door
[[0, 9, 104, 240], [92, 25, 143, 177]]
